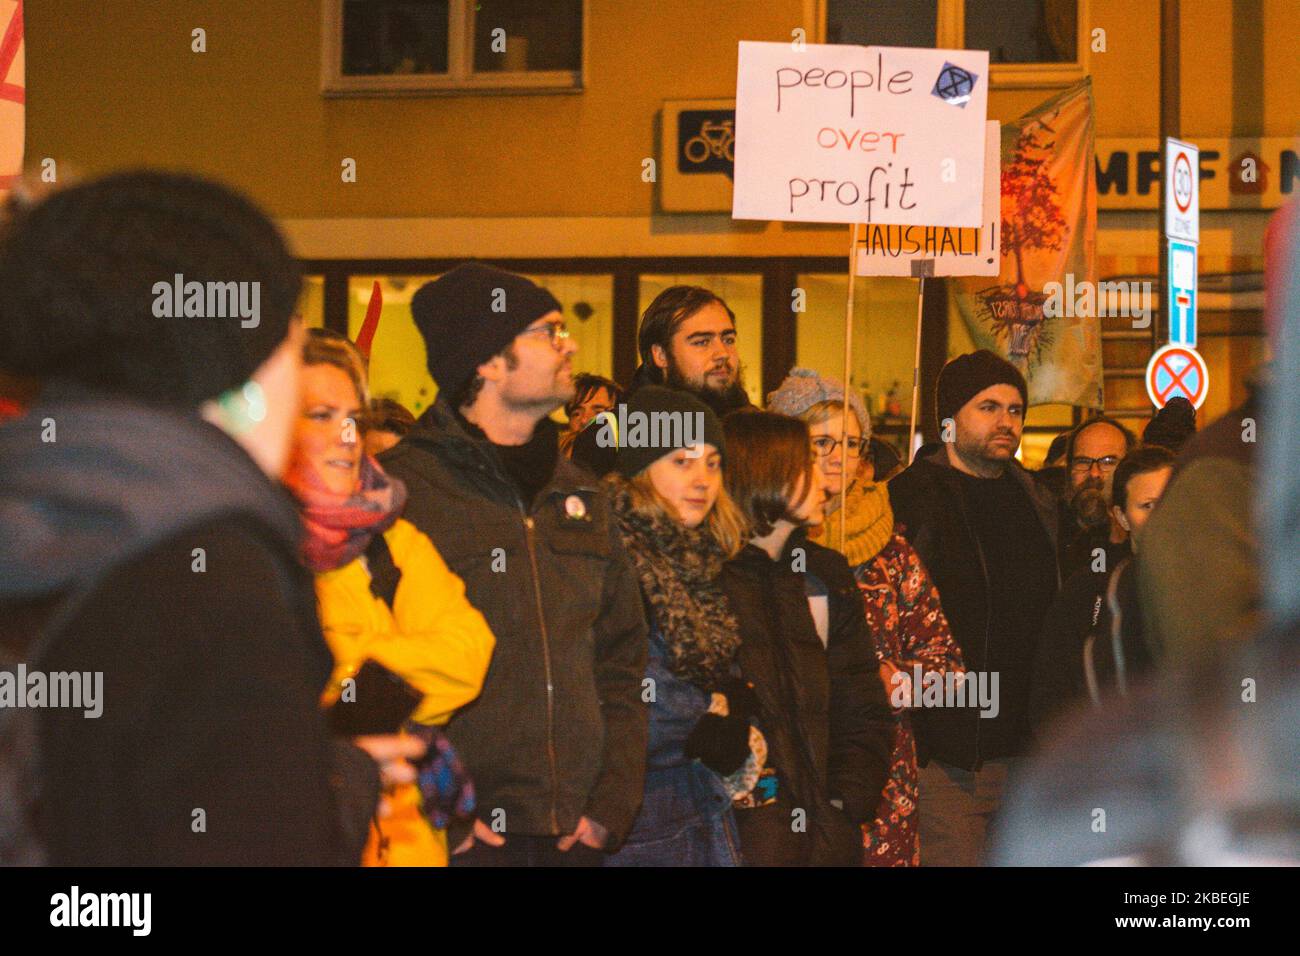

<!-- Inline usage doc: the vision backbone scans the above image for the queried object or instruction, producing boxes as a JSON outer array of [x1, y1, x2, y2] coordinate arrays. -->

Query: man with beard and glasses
[[887, 350, 1060, 866], [1058, 417, 1136, 580]]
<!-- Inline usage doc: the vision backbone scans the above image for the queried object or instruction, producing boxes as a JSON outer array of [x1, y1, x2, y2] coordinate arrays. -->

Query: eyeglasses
[[811, 435, 866, 459], [519, 321, 571, 350], [1069, 455, 1121, 474]]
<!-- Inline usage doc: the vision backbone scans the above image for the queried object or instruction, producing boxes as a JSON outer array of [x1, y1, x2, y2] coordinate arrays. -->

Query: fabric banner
[[953, 78, 1101, 408], [0, 0, 23, 204]]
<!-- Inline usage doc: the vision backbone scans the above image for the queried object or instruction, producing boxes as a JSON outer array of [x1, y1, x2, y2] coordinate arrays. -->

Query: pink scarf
[[284, 453, 407, 572]]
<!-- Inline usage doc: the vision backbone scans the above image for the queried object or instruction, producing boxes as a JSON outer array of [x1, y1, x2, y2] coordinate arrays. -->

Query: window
[[297, 276, 326, 328], [821, 0, 1086, 88], [826, 0, 938, 49], [323, 0, 584, 96], [963, 0, 1077, 65]]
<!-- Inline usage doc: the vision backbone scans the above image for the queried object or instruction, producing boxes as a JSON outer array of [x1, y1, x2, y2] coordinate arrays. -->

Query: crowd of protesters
[[0, 171, 1295, 867]]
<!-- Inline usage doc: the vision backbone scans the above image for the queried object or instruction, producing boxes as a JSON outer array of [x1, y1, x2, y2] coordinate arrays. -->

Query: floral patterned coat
[[851, 531, 964, 866]]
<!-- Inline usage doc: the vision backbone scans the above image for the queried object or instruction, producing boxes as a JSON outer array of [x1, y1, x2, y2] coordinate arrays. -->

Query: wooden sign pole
[[907, 276, 926, 461], [840, 222, 861, 547]]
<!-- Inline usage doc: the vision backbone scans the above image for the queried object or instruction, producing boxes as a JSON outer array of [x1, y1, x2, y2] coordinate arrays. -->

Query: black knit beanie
[[411, 263, 562, 399], [1143, 395, 1197, 452], [0, 171, 301, 408], [936, 349, 1029, 424], [615, 386, 726, 479]]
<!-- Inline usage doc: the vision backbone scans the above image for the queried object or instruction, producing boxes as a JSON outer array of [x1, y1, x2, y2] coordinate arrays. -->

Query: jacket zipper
[[460, 429, 562, 836], [953, 482, 991, 771], [522, 509, 561, 834]]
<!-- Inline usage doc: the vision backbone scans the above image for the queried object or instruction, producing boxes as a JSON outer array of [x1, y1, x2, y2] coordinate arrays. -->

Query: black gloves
[[685, 713, 751, 777], [717, 677, 761, 721]]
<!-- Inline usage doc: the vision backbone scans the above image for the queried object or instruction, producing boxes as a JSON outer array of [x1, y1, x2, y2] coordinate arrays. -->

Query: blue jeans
[[605, 763, 742, 867]]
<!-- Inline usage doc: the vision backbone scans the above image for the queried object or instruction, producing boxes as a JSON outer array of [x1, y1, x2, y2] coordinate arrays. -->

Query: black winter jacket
[[720, 539, 893, 864], [887, 444, 1061, 770], [0, 391, 376, 865], [379, 399, 649, 846]]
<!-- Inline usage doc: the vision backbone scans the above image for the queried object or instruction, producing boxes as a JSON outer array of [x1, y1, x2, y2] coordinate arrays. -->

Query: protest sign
[[732, 41, 989, 227], [856, 121, 1001, 277]]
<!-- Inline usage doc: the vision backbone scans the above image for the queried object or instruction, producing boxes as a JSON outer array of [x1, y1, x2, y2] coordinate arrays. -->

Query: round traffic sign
[[1146, 343, 1208, 410], [1173, 151, 1194, 214]]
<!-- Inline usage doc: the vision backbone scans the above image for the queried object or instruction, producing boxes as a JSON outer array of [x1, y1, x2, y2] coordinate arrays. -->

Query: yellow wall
[[26, 1, 1297, 236]]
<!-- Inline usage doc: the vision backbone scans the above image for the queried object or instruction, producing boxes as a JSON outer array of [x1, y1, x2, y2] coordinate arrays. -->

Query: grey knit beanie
[[766, 368, 871, 441]]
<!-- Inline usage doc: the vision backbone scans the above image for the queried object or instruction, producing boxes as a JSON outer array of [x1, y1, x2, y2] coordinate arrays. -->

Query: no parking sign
[[1146, 343, 1209, 410]]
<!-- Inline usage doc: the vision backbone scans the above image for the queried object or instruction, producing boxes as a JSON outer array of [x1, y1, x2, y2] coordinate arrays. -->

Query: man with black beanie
[[887, 349, 1061, 865], [379, 262, 649, 866]]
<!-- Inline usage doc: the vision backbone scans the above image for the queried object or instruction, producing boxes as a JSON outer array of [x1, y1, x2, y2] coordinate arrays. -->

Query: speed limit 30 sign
[[1165, 138, 1199, 243]]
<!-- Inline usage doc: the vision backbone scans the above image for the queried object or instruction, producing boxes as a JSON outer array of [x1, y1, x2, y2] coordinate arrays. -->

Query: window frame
[[813, 0, 1089, 90], [321, 0, 587, 98]]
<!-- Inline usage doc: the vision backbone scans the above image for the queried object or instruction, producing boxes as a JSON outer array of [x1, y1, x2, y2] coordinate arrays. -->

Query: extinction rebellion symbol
[[932, 62, 977, 107]]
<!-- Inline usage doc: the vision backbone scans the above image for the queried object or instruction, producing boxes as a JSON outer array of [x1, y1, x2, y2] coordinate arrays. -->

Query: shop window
[[323, 0, 584, 96], [297, 275, 326, 329], [637, 274, 764, 408], [795, 273, 919, 455]]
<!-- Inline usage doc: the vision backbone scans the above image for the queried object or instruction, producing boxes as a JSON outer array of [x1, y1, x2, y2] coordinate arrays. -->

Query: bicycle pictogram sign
[[1146, 343, 1209, 410], [677, 109, 735, 179]]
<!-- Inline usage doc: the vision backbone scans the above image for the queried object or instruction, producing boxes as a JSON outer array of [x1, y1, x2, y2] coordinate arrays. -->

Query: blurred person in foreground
[[768, 368, 963, 866], [990, 203, 1300, 867], [0, 172, 417, 865], [285, 330, 496, 866]]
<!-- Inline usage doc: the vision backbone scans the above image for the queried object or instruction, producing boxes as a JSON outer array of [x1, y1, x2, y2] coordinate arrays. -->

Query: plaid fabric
[[409, 724, 475, 830]]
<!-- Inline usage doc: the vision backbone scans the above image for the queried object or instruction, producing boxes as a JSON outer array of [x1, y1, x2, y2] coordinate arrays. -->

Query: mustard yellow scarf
[[811, 480, 894, 567]]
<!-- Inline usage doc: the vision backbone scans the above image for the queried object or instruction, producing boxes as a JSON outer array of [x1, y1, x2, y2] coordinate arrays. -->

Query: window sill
[[322, 71, 583, 98], [988, 62, 1087, 90]]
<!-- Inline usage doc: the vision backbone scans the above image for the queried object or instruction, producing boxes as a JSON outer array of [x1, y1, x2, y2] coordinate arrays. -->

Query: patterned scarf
[[812, 480, 895, 567], [609, 483, 741, 688], [284, 454, 407, 573]]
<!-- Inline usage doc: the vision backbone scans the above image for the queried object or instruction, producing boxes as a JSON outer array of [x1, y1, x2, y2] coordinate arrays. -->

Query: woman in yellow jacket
[[285, 329, 495, 866]]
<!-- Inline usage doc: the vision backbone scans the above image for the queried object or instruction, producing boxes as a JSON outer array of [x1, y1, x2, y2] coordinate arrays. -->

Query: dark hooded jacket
[[378, 398, 648, 847], [887, 443, 1061, 770], [0, 386, 374, 865], [720, 534, 893, 865]]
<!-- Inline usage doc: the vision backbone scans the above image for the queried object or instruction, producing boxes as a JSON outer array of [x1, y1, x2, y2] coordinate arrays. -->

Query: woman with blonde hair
[[768, 368, 963, 866], [602, 386, 760, 866], [284, 328, 496, 866]]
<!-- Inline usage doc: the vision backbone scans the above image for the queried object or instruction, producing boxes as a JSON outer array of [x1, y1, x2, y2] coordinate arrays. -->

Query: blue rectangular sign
[[1167, 239, 1198, 346]]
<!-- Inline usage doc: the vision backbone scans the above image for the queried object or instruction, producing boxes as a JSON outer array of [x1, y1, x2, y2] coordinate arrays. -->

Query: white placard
[[732, 41, 989, 227], [1165, 138, 1199, 243], [856, 121, 1000, 276]]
